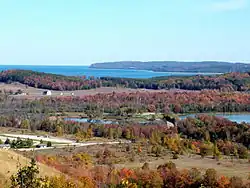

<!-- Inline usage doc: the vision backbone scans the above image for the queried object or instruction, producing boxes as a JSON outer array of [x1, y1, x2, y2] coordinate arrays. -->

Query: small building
[[166, 121, 175, 128], [43, 90, 52, 96], [60, 92, 64, 96], [0, 144, 11, 149], [36, 144, 47, 148], [71, 92, 75, 96]]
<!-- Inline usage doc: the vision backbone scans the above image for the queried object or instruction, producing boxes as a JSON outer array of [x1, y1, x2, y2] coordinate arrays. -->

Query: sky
[[0, 0, 249, 65]]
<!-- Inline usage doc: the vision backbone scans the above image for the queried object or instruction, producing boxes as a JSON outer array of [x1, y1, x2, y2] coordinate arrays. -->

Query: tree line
[[0, 90, 249, 118], [101, 72, 250, 91], [0, 69, 249, 91], [40, 90, 250, 114]]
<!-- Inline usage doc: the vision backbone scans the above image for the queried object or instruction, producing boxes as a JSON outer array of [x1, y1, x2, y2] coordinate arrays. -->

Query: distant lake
[[0, 65, 220, 78], [179, 113, 250, 124], [66, 114, 250, 125]]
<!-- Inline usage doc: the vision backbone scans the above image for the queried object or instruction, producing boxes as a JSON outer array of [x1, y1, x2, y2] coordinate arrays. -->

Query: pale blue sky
[[0, 0, 249, 65]]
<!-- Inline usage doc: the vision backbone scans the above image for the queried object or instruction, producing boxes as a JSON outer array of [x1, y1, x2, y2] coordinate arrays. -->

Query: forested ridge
[[0, 69, 250, 91], [1, 90, 248, 116], [0, 69, 102, 90], [101, 72, 250, 91], [90, 61, 250, 73], [45, 90, 250, 114]]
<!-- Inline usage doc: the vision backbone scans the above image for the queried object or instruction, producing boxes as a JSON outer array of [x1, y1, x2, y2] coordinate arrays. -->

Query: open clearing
[[117, 154, 250, 180], [0, 132, 131, 151], [0, 82, 190, 99], [29, 143, 250, 180]]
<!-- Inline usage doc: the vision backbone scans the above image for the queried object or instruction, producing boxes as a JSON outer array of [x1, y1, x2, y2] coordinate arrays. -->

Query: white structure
[[43, 90, 52, 96], [60, 92, 64, 96], [71, 92, 75, 96]]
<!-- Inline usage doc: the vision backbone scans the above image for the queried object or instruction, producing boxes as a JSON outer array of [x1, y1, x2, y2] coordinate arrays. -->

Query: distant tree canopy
[[0, 69, 102, 90], [177, 114, 250, 149], [0, 69, 249, 91], [39, 90, 250, 114], [90, 61, 250, 73], [101, 72, 250, 92], [0, 89, 249, 119]]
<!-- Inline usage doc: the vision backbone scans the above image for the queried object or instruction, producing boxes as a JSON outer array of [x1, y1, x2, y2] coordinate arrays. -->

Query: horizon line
[[0, 60, 250, 66]]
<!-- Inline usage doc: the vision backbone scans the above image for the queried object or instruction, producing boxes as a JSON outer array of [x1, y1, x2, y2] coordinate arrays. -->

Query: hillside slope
[[0, 149, 60, 183], [90, 61, 250, 73]]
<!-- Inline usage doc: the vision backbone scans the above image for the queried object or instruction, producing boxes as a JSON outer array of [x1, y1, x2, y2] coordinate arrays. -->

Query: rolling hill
[[0, 149, 60, 186]]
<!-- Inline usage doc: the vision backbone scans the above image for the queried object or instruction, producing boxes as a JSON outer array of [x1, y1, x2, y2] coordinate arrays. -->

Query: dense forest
[[0, 69, 102, 90], [101, 72, 250, 91], [90, 61, 250, 73], [40, 90, 250, 114], [8, 114, 249, 151], [0, 69, 250, 91], [0, 90, 249, 117]]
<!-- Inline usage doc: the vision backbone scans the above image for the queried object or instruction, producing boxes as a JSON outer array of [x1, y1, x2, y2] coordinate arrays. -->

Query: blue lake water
[[0, 65, 219, 78], [179, 113, 250, 124], [66, 113, 250, 125]]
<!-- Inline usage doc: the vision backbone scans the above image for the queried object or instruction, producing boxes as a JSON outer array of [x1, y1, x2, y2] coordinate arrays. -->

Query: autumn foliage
[[39, 89, 250, 114], [1, 70, 250, 92], [0, 69, 102, 90], [31, 157, 250, 188]]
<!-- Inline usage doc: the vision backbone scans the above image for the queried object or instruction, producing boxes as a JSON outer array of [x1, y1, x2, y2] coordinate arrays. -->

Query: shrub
[[202, 168, 218, 188], [229, 176, 243, 188], [142, 163, 150, 170], [172, 152, 179, 159], [4, 138, 10, 145], [200, 144, 212, 158], [136, 170, 163, 188], [213, 142, 221, 161], [237, 145, 248, 159], [151, 145, 162, 157], [46, 141, 52, 147]]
